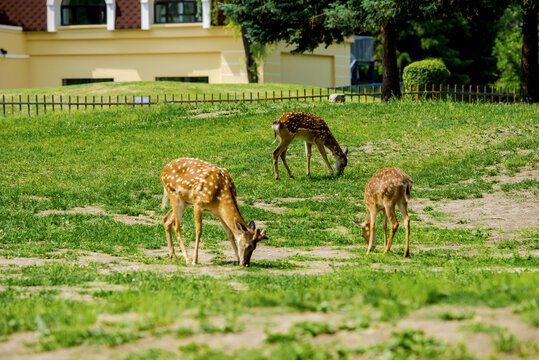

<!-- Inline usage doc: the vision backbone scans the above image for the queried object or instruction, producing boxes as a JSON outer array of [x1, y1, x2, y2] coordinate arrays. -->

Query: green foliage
[[438, 310, 475, 321], [493, 7, 522, 89], [403, 59, 451, 89]]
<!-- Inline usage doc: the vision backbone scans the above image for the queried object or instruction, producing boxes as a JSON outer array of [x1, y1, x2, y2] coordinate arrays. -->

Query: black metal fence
[[0, 84, 524, 118]]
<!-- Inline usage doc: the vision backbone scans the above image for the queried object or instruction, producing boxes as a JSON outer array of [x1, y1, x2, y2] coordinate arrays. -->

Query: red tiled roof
[[0, 0, 226, 31], [0, 0, 142, 31], [0, 0, 47, 31], [116, 0, 140, 30]]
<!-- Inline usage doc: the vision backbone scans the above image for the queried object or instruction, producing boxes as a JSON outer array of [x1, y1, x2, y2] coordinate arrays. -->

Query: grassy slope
[[0, 90, 538, 357], [0, 81, 323, 98]]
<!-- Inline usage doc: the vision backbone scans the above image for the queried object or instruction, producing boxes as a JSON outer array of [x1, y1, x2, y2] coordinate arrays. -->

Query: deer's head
[[335, 146, 349, 176], [352, 219, 370, 244], [235, 220, 268, 266]]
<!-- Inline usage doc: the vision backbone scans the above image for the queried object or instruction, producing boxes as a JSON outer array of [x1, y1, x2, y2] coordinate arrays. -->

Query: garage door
[[281, 53, 333, 87]]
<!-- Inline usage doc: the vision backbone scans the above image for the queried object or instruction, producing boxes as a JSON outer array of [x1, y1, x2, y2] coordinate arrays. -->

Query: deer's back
[[364, 168, 412, 206], [161, 158, 236, 205], [273, 111, 332, 141]]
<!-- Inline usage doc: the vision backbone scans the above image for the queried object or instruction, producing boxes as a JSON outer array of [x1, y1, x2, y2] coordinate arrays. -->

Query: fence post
[[43, 95, 46, 114], [513, 88, 516, 103], [11, 95, 14, 115], [77, 96, 80, 110], [60, 95, 63, 111], [52, 95, 55, 112], [36, 95, 39, 115], [2, 95, 5, 117], [19, 95, 22, 113], [27, 95, 30, 115]]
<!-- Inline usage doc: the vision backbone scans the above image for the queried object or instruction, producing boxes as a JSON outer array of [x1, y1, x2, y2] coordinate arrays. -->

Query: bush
[[403, 59, 451, 90]]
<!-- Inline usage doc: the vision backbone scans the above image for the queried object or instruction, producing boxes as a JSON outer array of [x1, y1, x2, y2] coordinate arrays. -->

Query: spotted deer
[[272, 111, 348, 180], [353, 168, 413, 257], [161, 158, 267, 266]]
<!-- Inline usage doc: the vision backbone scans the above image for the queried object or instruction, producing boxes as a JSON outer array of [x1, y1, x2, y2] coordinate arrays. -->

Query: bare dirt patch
[[413, 167, 539, 235], [191, 110, 239, 119], [413, 191, 538, 233], [36, 206, 160, 226]]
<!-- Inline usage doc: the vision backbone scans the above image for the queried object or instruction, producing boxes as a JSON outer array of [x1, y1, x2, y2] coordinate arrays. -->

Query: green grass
[[0, 83, 538, 358]]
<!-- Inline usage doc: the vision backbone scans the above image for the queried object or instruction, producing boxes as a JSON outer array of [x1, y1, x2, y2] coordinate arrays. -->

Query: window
[[61, 0, 106, 26], [62, 78, 113, 86], [154, 0, 201, 24], [156, 76, 209, 83]]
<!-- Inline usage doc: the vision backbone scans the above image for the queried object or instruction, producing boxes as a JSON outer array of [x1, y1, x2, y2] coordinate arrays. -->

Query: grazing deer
[[161, 158, 267, 266], [272, 111, 348, 180], [353, 168, 413, 257]]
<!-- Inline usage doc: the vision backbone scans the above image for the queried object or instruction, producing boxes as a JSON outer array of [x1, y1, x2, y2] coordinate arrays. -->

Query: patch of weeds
[[289, 321, 336, 336], [495, 239, 518, 250], [500, 179, 539, 192], [384, 330, 449, 359], [493, 332, 521, 354], [122, 348, 178, 360], [246, 259, 299, 270], [513, 299, 539, 327], [38, 325, 143, 351], [199, 315, 244, 334], [439, 310, 475, 321], [423, 206, 434, 212], [264, 331, 297, 344], [461, 323, 504, 335], [340, 317, 370, 331], [174, 326, 195, 339]]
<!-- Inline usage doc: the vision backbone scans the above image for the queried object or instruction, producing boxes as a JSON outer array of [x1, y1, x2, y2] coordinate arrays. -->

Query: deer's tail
[[272, 121, 280, 144], [161, 187, 169, 209], [403, 177, 413, 202]]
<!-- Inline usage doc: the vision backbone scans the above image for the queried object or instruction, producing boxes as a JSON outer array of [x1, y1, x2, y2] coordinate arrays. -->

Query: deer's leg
[[398, 200, 410, 257], [162, 209, 177, 260], [280, 149, 294, 178], [383, 205, 399, 255], [192, 203, 204, 265], [272, 138, 293, 180], [315, 141, 335, 176], [220, 219, 239, 263], [171, 199, 190, 264], [366, 209, 377, 254], [382, 209, 388, 250], [305, 142, 312, 176]]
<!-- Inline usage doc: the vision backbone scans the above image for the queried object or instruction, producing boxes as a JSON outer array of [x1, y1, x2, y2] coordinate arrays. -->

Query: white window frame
[[47, 0, 115, 32], [140, 0, 210, 30]]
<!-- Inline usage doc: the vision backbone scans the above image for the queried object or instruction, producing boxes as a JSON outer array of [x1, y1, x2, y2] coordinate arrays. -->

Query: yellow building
[[0, 0, 351, 89]]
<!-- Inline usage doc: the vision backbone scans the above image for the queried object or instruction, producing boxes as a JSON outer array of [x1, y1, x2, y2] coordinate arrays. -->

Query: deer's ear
[[235, 219, 248, 232], [343, 145, 349, 155], [248, 220, 256, 231], [352, 220, 365, 228], [255, 229, 268, 242]]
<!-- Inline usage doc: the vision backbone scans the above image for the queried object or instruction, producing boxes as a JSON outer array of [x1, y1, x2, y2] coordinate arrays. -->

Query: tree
[[520, 0, 539, 102], [222, 0, 441, 101]]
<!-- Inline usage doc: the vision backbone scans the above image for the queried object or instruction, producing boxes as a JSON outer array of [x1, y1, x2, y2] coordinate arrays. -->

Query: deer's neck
[[218, 189, 248, 237], [325, 136, 344, 157]]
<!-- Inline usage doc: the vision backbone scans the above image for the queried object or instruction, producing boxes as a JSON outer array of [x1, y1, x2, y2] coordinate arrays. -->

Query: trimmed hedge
[[403, 59, 451, 89]]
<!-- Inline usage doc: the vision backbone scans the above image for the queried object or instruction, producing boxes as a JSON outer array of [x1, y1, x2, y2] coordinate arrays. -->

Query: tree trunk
[[520, 3, 539, 102], [381, 22, 401, 101], [241, 27, 258, 83]]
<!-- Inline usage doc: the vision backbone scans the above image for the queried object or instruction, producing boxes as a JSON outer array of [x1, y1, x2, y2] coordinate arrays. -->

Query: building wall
[[1, 23, 351, 89], [0, 25, 29, 89]]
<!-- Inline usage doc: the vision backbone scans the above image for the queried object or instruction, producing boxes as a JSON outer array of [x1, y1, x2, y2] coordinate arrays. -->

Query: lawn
[[0, 83, 537, 359]]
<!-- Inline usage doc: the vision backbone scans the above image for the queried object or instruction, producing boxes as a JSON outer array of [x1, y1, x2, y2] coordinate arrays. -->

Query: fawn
[[353, 168, 413, 257], [161, 158, 267, 266], [272, 111, 348, 180]]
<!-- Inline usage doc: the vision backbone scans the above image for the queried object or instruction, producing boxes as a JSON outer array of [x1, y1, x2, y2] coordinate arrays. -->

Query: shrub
[[403, 59, 451, 90]]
